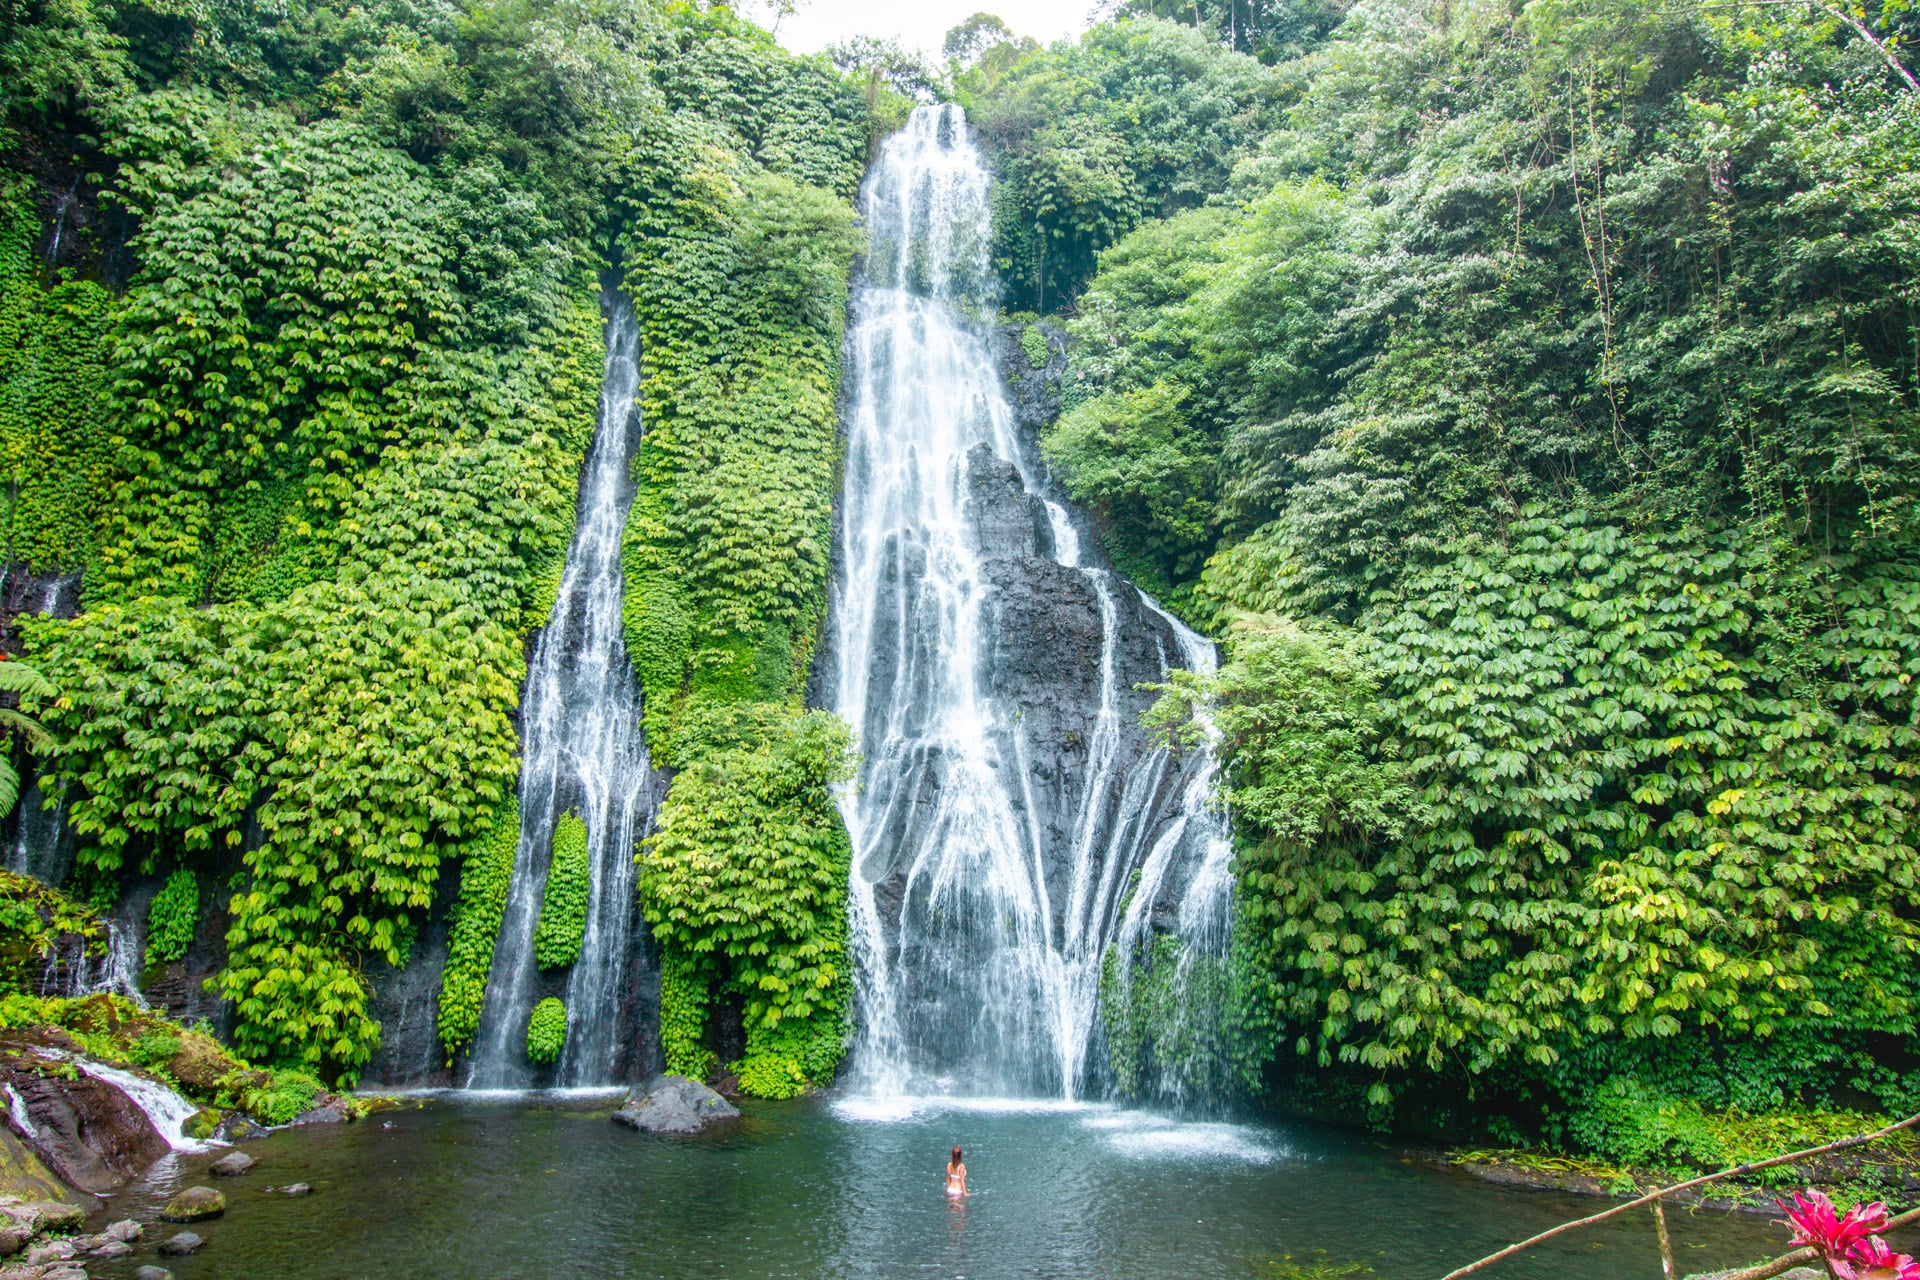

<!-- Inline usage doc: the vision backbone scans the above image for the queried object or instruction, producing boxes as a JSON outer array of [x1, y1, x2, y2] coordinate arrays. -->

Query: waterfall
[[467, 289, 659, 1088], [832, 105, 1232, 1103]]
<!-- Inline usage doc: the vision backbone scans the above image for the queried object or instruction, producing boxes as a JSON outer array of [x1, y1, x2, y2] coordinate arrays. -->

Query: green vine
[[525, 996, 567, 1065], [533, 813, 589, 970], [436, 797, 521, 1060], [658, 947, 715, 1080], [143, 868, 197, 967]]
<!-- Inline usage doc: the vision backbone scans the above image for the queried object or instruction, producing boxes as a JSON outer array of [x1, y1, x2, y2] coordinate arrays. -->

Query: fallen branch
[[1438, 1112, 1920, 1280]]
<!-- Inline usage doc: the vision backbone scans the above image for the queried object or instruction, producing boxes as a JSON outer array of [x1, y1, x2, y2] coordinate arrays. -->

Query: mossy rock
[[0, 1127, 72, 1204], [181, 1109, 222, 1141], [160, 1186, 225, 1222]]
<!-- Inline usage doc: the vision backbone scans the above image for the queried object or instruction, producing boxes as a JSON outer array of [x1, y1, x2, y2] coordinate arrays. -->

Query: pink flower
[[1838, 1237, 1920, 1280], [1778, 1191, 1890, 1259]]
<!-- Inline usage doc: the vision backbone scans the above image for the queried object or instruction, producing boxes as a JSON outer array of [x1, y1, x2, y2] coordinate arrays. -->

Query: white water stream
[[833, 105, 1232, 1102], [467, 292, 657, 1087]]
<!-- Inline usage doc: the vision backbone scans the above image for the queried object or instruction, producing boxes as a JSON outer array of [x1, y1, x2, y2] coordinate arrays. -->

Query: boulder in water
[[612, 1075, 739, 1134], [103, 1220, 140, 1242], [289, 1104, 346, 1126], [213, 1113, 267, 1142], [160, 1185, 224, 1222], [138, 1267, 177, 1280], [209, 1151, 254, 1176], [157, 1231, 203, 1255]]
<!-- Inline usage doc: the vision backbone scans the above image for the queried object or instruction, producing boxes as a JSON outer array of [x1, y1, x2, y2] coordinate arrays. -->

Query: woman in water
[[945, 1146, 968, 1198]]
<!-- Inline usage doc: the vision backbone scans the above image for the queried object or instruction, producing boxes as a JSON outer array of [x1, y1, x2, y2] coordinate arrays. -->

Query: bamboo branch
[[1437, 1112, 1920, 1280]]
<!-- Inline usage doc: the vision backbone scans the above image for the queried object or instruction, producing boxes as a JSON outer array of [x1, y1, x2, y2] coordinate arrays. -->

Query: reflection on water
[[92, 1097, 1792, 1280]]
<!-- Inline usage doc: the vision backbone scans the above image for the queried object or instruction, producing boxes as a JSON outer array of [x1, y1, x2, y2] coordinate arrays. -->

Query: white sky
[[770, 0, 1097, 59]]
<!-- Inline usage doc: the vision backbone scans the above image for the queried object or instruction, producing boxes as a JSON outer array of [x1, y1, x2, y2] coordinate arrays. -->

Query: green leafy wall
[[3, 0, 871, 1084]]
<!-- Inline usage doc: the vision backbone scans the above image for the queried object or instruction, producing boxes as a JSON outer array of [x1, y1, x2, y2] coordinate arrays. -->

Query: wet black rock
[[613, 1076, 740, 1134], [157, 1232, 203, 1256], [212, 1114, 267, 1143]]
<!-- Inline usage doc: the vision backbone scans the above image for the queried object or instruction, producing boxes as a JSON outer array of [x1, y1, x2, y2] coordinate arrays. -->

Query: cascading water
[[832, 104, 1233, 1103], [467, 290, 659, 1089]]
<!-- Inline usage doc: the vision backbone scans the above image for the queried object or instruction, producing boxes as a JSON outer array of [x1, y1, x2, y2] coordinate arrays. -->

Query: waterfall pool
[[92, 1094, 1797, 1280]]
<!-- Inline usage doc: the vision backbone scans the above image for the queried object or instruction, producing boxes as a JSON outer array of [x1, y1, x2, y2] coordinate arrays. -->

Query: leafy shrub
[[127, 1029, 180, 1069], [639, 709, 855, 1097], [228, 1068, 326, 1125], [1019, 325, 1049, 369], [144, 868, 197, 966], [533, 814, 589, 970], [525, 998, 567, 1066]]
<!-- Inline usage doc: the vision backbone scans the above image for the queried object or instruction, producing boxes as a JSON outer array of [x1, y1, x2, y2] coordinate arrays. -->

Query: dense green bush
[[533, 813, 589, 970], [639, 708, 856, 1095], [0, 179, 115, 576], [525, 997, 567, 1065]]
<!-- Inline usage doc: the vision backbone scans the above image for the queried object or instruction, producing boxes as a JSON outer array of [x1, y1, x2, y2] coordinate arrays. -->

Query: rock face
[[1, 1066, 169, 1195], [160, 1185, 225, 1222], [359, 873, 459, 1089], [612, 1076, 740, 1134]]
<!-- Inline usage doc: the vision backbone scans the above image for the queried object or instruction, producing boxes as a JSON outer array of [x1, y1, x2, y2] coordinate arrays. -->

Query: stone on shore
[[160, 1185, 225, 1222], [612, 1075, 740, 1135]]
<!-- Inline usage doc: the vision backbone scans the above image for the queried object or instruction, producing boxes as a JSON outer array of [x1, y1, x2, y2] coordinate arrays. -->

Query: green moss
[[533, 813, 589, 970], [526, 997, 567, 1065]]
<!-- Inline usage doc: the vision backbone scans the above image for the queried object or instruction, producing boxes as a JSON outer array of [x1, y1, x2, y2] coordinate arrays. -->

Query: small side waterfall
[[832, 105, 1232, 1103], [467, 290, 659, 1088]]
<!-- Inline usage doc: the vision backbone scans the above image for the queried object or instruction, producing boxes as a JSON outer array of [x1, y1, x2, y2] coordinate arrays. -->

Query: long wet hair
[[949, 1145, 963, 1170]]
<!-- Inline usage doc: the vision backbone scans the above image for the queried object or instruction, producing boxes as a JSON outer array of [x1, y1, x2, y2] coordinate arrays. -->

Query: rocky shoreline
[[1428, 1140, 1920, 1213]]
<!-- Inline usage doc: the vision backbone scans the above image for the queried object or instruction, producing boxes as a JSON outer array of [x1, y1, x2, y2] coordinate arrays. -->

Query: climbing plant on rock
[[143, 868, 197, 966], [437, 798, 521, 1060], [534, 813, 590, 970], [526, 997, 567, 1065]]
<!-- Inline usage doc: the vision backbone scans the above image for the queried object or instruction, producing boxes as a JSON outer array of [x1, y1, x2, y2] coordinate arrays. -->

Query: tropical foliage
[[1021, 0, 1920, 1145], [2, 0, 871, 1083]]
